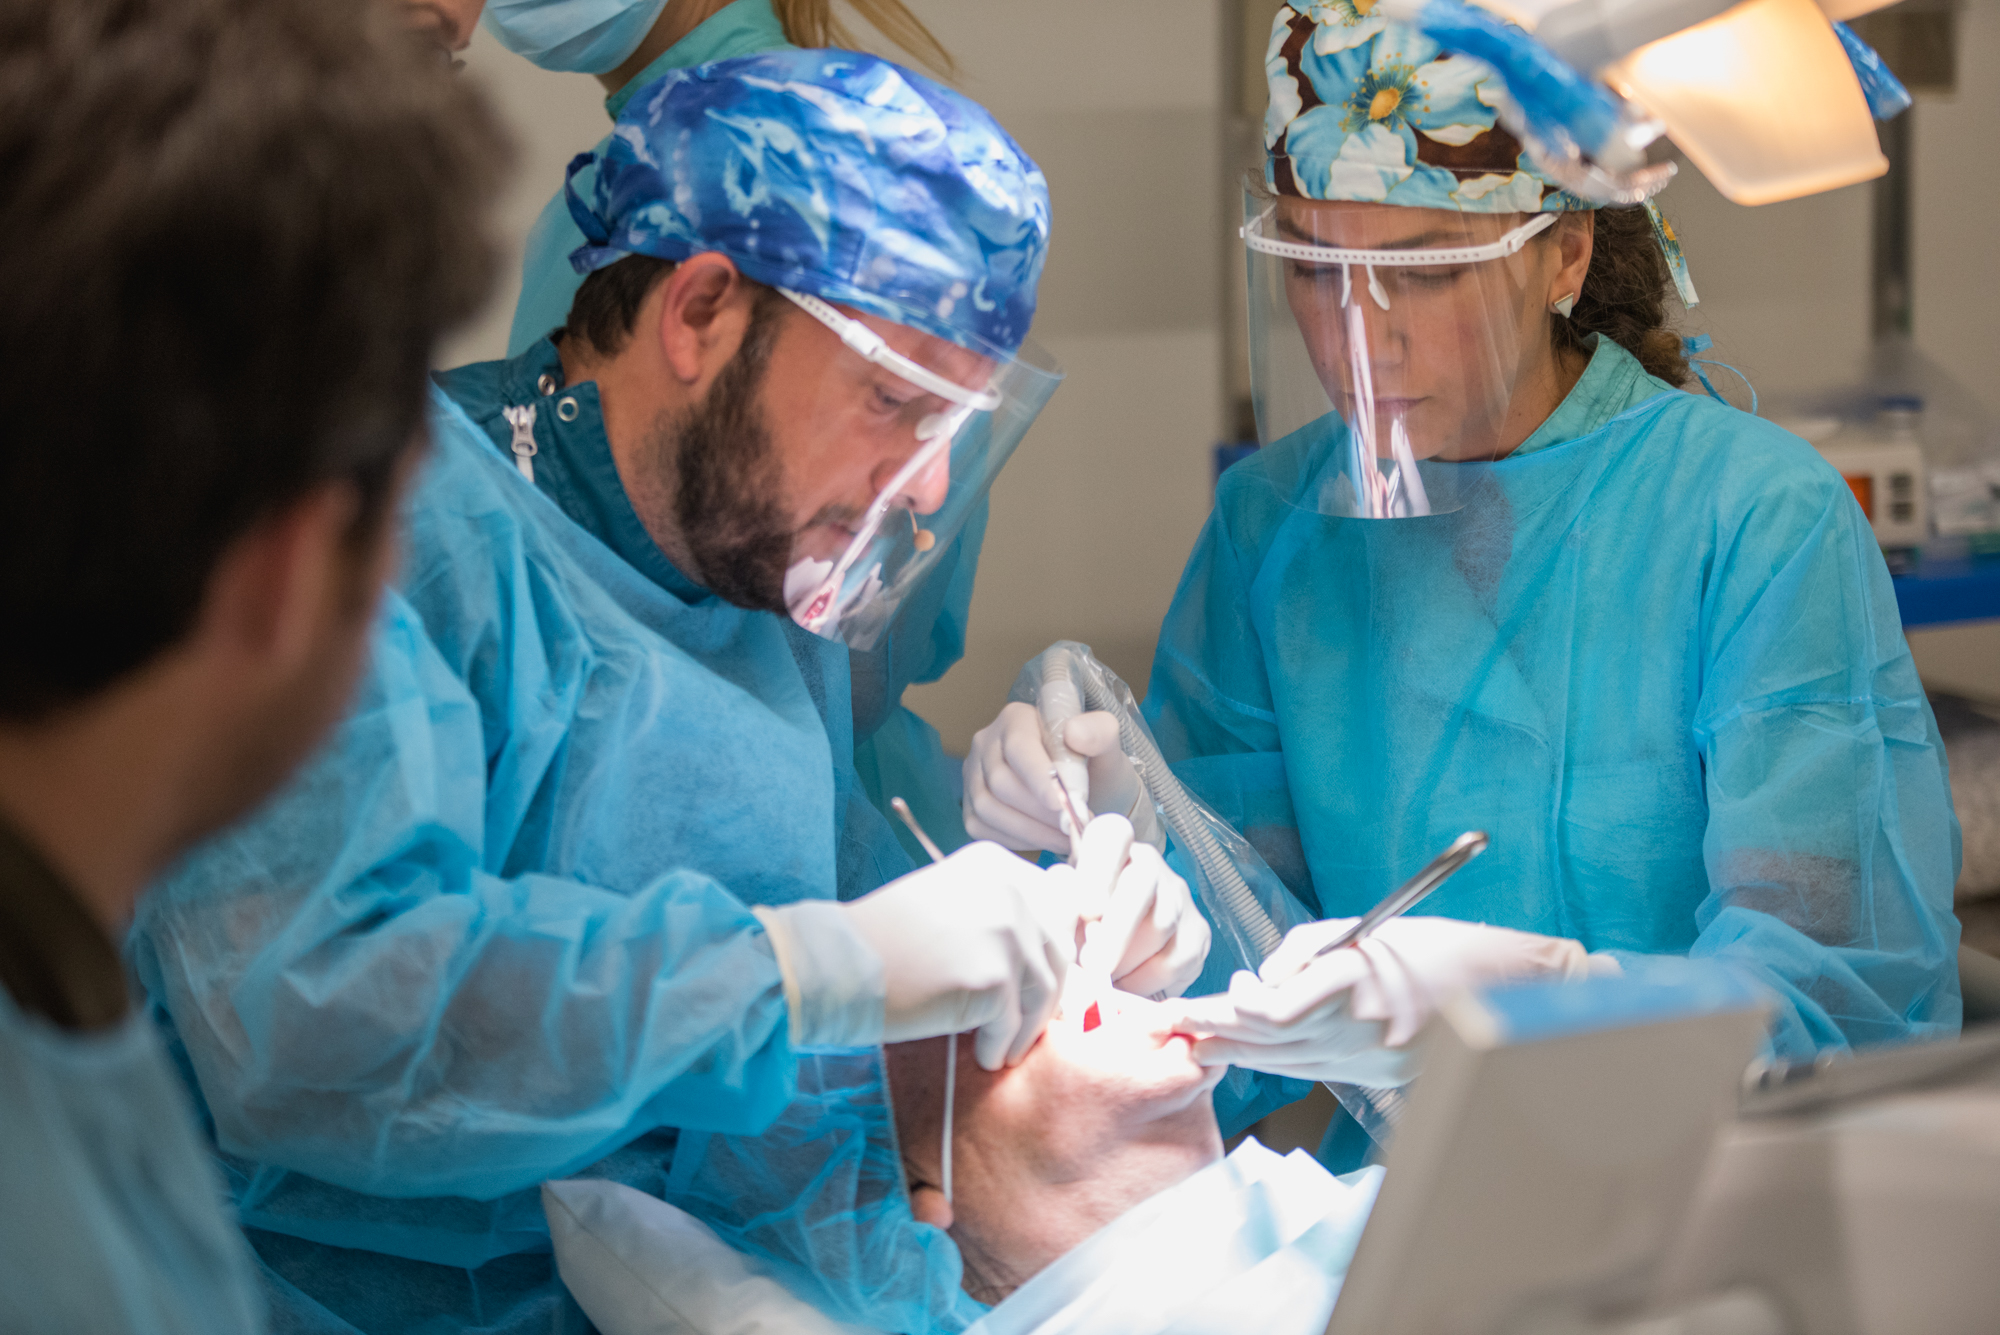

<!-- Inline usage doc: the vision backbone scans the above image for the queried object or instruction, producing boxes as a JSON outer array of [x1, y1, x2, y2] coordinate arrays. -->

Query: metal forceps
[[1310, 831, 1489, 962], [1307, 831, 1489, 1143]]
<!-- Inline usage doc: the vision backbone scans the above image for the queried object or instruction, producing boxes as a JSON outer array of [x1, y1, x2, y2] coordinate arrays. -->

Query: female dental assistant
[[966, 7, 1961, 1106], [488, 0, 983, 854]]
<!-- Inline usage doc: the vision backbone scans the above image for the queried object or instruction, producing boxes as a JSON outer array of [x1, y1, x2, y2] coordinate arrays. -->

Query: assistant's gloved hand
[[1048, 815, 1210, 999], [1165, 917, 1616, 1087], [963, 703, 1152, 855], [754, 843, 1076, 1071]]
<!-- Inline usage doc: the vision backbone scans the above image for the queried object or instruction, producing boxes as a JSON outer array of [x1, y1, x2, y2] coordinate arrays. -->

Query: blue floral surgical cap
[[566, 49, 1051, 356], [1266, 4, 1586, 212]]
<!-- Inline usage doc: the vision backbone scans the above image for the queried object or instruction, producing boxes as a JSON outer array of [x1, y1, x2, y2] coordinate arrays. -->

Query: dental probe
[[888, 796, 957, 1204], [889, 797, 947, 864], [1048, 767, 1094, 855], [942, 1031, 956, 1204], [1308, 831, 1490, 962]]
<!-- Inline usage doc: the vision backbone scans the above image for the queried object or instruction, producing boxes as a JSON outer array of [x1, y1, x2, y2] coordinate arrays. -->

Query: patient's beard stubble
[[664, 306, 794, 613]]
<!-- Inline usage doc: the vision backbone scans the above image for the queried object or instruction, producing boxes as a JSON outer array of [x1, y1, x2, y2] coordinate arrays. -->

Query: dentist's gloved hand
[[1165, 917, 1613, 1087], [1049, 815, 1210, 999], [754, 843, 1077, 1071], [963, 703, 1150, 855]]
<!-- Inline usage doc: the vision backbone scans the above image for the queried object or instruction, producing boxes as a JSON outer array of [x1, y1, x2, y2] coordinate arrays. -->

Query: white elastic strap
[[1243, 207, 1558, 266], [1365, 266, 1390, 311], [781, 289, 1002, 412], [1390, 416, 1431, 516], [942, 1031, 957, 1205], [502, 404, 538, 483]]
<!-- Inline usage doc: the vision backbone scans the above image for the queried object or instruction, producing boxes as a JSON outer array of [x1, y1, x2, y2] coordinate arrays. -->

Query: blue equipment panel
[[1893, 551, 2000, 627]]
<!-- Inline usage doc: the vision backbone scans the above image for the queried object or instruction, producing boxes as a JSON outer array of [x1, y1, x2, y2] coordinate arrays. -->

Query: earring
[[1552, 292, 1578, 319]]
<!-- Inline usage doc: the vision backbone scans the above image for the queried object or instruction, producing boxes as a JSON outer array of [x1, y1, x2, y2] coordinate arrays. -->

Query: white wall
[[434, 27, 605, 371], [444, 0, 2000, 749], [893, 1, 1231, 749]]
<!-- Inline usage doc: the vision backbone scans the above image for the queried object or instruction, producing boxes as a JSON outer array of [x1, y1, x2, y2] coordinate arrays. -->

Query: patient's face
[[887, 996, 1226, 1305]]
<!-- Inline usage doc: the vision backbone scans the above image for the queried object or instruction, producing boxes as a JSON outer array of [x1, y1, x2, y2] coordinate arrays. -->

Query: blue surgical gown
[[0, 987, 264, 1335], [1147, 336, 1962, 1064], [131, 379, 977, 1334], [506, 0, 982, 862]]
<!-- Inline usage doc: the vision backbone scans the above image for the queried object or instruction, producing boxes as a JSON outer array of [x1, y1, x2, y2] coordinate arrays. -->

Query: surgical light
[[1426, 0, 1910, 204], [1601, 0, 1888, 204]]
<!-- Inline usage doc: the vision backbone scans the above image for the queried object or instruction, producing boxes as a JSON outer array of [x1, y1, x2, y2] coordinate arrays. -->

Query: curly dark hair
[[1552, 205, 1690, 386], [0, 0, 510, 719]]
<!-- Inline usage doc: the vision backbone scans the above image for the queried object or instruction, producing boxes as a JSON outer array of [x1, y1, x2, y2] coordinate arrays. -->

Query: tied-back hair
[[772, 0, 956, 79], [1552, 205, 1690, 387]]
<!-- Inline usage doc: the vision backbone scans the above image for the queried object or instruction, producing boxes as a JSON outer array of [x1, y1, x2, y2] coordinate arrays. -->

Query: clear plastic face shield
[[778, 290, 1062, 650], [1242, 190, 1568, 518]]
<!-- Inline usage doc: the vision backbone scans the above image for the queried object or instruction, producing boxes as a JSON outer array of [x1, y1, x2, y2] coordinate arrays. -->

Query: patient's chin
[[944, 1008, 1226, 1303], [887, 1000, 1227, 1306]]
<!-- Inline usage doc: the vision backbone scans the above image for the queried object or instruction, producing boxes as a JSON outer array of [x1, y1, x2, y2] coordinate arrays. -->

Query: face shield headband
[[780, 292, 1062, 650], [1242, 199, 1558, 519]]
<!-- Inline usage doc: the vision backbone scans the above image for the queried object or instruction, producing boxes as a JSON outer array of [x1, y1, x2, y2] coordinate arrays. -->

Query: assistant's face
[[1277, 198, 1562, 462]]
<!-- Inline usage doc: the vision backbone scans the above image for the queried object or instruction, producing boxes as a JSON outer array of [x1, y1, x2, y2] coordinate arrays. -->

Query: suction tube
[[1027, 644, 1286, 960]]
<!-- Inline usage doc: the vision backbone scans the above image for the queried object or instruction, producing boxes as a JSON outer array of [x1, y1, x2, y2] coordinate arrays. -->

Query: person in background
[[966, 4, 1961, 1165], [0, 0, 503, 1328], [488, 0, 985, 861]]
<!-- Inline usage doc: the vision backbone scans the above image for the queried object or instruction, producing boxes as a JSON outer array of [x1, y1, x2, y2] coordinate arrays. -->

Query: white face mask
[[480, 0, 670, 73]]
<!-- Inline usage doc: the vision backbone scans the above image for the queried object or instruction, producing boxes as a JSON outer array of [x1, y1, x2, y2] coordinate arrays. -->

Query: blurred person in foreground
[[0, 0, 504, 1328]]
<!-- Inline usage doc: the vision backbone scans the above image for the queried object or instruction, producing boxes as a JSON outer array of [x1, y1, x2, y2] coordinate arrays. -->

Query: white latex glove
[[755, 843, 1076, 1071], [1166, 917, 1610, 1086], [1047, 815, 1210, 999], [963, 702, 1148, 855]]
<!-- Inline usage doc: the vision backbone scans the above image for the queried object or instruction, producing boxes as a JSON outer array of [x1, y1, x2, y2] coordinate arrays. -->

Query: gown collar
[[1510, 336, 1673, 459], [604, 0, 794, 120], [0, 817, 127, 1031], [493, 338, 712, 604]]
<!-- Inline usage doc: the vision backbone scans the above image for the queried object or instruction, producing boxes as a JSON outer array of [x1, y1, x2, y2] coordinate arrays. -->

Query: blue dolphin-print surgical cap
[[565, 48, 1051, 357]]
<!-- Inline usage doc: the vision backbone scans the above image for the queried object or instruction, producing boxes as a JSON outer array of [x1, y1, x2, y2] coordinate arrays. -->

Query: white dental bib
[[967, 1138, 1381, 1335]]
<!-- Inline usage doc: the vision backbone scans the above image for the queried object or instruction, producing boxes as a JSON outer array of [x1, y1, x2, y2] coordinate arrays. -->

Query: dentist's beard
[[666, 304, 794, 613]]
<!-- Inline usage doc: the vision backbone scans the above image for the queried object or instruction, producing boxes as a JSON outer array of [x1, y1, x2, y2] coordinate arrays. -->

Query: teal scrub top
[[0, 991, 266, 1335], [1148, 337, 1963, 1065]]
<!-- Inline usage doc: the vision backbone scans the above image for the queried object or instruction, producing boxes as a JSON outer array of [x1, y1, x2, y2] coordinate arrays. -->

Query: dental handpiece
[[1309, 831, 1490, 962]]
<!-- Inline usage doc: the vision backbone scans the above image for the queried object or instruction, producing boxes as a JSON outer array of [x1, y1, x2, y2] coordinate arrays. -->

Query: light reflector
[[1605, 0, 1886, 204]]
